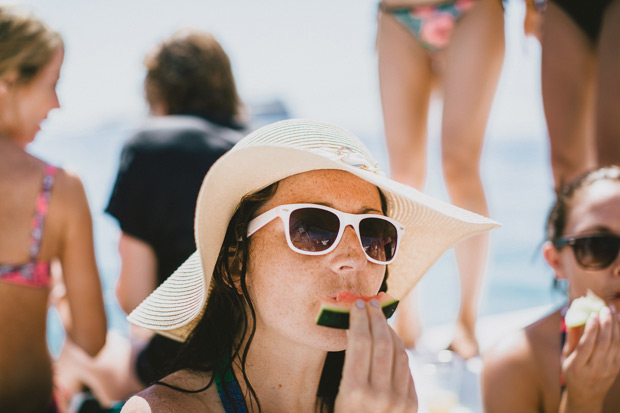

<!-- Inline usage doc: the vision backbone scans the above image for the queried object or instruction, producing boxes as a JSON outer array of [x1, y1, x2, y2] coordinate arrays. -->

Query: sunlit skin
[[482, 179, 620, 412], [0, 48, 63, 146], [377, 0, 504, 359]]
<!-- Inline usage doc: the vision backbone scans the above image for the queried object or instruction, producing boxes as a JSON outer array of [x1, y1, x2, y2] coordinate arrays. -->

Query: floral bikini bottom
[[380, 0, 477, 51]]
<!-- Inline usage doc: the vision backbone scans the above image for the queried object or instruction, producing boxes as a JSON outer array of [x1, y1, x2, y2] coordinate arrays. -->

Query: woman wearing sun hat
[[122, 119, 498, 412]]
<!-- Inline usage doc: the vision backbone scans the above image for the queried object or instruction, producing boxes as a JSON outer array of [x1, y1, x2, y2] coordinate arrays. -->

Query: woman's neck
[[0, 132, 26, 151], [235, 329, 328, 413]]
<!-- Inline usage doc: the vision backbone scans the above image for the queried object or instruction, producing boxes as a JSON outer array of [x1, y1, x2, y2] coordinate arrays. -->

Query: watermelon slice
[[315, 291, 399, 329], [565, 290, 606, 328]]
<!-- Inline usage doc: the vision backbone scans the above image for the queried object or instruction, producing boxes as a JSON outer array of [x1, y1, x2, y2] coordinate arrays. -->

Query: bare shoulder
[[481, 309, 562, 412], [122, 370, 224, 413], [482, 323, 535, 378], [122, 387, 188, 413], [51, 167, 88, 205], [484, 308, 561, 369], [48, 167, 92, 235]]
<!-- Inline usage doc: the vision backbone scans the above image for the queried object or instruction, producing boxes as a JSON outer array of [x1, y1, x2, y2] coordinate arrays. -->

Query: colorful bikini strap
[[28, 164, 58, 261], [214, 357, 248, 413], [560, 305, 568, 392]]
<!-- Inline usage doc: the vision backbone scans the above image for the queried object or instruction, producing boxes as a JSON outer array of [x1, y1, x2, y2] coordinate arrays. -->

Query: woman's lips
[[607, 291, 620, 299]]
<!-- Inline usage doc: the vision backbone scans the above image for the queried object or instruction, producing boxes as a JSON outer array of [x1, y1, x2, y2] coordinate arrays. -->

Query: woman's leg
[[542, 1, 597, 188], [377, 8, 434, 347], [377, 8, 434, 189], [440, 0, 505, 359], [595, 0, 620, 166]]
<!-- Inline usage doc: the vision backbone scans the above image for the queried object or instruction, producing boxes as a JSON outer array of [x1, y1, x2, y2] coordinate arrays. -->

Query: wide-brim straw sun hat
[[128, 119, 500, 342]]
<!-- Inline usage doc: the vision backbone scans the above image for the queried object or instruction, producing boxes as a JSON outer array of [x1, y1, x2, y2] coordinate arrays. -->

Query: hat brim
[[128, 144, 499, 342]]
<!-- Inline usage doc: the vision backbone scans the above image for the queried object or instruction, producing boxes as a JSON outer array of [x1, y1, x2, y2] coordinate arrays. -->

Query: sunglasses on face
[[553, 234, 620, 270], [247, 203, 405, 264]]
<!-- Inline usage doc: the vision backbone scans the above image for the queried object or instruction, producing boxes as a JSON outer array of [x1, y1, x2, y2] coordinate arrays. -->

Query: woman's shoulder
[[484, 308, 562, 368], [50, 167, 86, 199], [41, 167, 94, 228], [482, 310, 562, 383], [481, 308, 562, 407], [122, 370, 224, 413]]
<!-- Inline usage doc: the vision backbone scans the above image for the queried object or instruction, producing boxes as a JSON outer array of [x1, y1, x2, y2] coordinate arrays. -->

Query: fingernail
[[369, 298, 380, 308], [610, 304, 617, 314], [601, 306, 611, 317], [355, 299, 365, 309]]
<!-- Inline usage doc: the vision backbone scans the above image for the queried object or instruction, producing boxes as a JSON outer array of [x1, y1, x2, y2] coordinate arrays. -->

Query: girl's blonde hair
[[0, 5, 63, 84]]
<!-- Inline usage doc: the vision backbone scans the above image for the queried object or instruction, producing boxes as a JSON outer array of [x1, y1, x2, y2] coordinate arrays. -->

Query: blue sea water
[[14, 0, 565, 355]]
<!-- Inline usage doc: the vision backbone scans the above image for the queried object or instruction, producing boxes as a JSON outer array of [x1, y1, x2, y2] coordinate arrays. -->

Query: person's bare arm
[[58, 170, 107, 356], [115, 233, 158, 315], [481, 330, 541, 412]]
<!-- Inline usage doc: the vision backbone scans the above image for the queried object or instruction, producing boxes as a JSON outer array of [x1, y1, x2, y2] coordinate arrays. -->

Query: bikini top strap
[[560, 305, 568, 392], [28, 164, 58, 261], [214, 357, 248, 413]]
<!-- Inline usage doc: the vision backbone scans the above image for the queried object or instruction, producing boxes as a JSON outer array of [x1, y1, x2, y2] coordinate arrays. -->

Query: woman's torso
[[0, 145, 64, 407]]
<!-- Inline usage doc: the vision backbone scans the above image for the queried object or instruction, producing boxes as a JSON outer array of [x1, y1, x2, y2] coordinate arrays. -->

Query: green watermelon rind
[[315, 297, 399, 329]]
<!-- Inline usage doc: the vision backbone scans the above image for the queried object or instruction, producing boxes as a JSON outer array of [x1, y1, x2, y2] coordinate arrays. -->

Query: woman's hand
[[561, 305, 620, 412], [335, 299, 417, 412]]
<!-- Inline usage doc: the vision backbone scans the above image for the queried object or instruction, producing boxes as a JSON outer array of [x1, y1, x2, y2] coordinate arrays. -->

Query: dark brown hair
[[144, 28, 242, 128], [546, 165, 620, 243]]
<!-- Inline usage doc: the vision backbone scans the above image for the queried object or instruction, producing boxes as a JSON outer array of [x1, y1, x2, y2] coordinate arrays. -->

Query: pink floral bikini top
[[0, 164, 58, 289]]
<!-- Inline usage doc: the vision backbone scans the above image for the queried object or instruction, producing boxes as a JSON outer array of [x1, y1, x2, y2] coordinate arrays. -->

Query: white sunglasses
[[247, 203, 405, 264]]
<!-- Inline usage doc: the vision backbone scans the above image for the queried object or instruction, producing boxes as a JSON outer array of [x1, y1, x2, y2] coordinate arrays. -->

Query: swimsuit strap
[[28, 164, 58, 261], [560, 305, 568, 392], [214, 358, 248, 413]]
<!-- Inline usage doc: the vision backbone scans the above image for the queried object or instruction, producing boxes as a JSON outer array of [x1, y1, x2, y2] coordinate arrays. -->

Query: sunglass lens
[[574, 236, 620, 270], [359, 217, 398, 262], [289, 208, 339, 252]]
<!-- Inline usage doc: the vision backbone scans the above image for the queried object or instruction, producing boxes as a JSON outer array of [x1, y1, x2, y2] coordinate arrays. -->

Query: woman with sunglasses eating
[[482, 165, 620, 412], [121, 119, 497, 412]]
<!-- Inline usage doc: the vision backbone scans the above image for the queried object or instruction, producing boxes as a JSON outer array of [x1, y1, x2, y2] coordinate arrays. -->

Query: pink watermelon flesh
[[315, 291, 399, 329]]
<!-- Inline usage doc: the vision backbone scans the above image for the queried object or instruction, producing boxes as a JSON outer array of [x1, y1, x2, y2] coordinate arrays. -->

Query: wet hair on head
[[546, 165, 620, 243], [143, 28, 242, 128], [0, 5, 63, 84]]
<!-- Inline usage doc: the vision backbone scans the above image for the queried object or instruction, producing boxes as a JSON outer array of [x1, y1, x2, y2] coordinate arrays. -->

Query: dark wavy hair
[[546, 165, 620, 243], [144, 28, 242, 128], [156, 182, 390, 412], [0, 5, 63, 84]]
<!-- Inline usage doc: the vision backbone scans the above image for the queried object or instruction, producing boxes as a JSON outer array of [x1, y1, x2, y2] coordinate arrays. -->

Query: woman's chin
[[313, 327, 348, 352]]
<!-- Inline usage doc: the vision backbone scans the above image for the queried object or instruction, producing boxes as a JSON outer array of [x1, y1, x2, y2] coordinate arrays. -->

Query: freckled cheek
[[247, 246, 324, 324]]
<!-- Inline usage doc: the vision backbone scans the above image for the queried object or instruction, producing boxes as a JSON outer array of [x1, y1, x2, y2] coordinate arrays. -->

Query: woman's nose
[[330, 226, 367, 272]]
